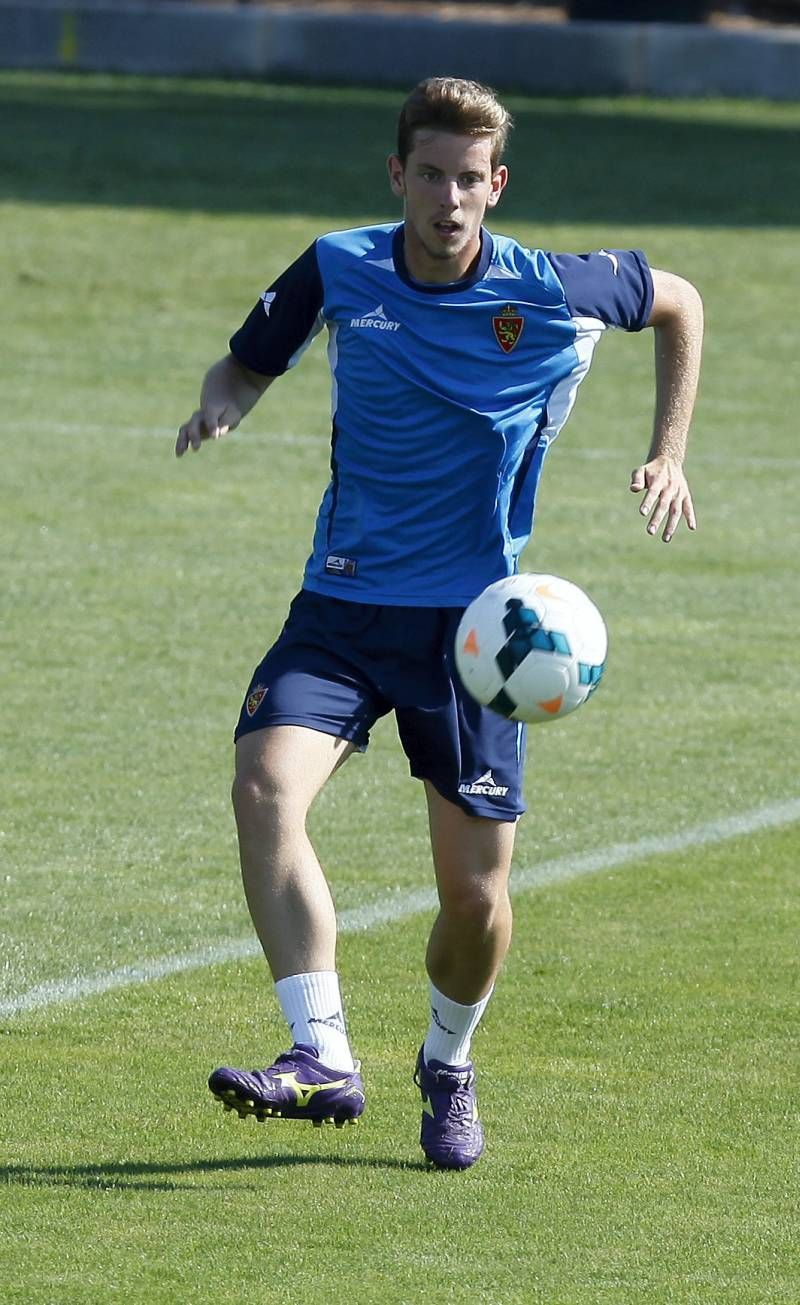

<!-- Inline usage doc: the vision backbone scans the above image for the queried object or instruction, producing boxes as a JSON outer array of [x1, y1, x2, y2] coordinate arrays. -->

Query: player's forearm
[[647, 271, 704, 464], [200, 353, 274, 424]]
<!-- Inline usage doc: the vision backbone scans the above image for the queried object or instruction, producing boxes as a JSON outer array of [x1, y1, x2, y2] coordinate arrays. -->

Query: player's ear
[[387, 154, 405, 198], [486, 165, 508, 209]]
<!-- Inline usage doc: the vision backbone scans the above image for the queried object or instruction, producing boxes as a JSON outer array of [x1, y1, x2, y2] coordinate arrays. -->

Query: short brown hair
[[397, 77, 513, 171]]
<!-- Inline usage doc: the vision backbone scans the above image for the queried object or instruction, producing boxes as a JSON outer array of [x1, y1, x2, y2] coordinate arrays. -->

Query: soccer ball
[[454, 573, 608, 724]]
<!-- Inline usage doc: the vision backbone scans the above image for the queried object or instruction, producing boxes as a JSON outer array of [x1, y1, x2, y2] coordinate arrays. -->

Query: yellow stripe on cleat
[[223, 1089, 237, 1100]]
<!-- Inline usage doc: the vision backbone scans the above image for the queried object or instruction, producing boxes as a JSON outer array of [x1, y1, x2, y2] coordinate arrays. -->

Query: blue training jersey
[[230, 223, 653, 606]]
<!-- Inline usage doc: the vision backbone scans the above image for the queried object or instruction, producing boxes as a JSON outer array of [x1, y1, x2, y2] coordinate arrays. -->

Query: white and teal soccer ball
[[454, 573, 608, 724]]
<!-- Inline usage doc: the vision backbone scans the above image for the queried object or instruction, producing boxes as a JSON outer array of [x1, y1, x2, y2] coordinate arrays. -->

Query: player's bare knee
[[439, 879, 511, 936], [231, 759, 302, 830]]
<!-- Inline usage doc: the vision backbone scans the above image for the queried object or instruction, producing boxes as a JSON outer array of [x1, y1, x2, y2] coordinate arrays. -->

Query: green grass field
[[1, 72, 799, 1303]]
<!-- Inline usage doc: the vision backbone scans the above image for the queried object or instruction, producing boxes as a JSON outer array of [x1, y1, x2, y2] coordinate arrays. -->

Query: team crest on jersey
[[492, 304, 524, 354], [246, 684, 268, 718]]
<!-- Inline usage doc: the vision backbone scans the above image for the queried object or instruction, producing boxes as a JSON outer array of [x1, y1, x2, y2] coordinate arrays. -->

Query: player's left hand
[[630, 455, 696, 543]]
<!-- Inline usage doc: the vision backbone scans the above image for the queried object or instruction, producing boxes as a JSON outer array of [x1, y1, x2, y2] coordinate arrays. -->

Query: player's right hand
[[175, 406, 239, 457]]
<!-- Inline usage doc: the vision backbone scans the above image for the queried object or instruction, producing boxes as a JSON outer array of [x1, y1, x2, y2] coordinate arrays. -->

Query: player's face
[[388, 130, 508, 283]]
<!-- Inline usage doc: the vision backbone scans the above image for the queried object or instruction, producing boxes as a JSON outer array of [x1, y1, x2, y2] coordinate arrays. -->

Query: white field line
[[2, 797, 798, 1021], [33, 421, 800, 469]]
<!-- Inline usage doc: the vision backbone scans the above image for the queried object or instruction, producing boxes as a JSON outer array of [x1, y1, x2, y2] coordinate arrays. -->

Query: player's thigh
[[235, 591, 390, 750], [393, 609, 527, 823], [234, 724, 355, 821], [424, 780, 517, 908]]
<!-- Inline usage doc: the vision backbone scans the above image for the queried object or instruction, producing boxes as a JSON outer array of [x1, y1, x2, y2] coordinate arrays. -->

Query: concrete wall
[[1, 1, 799, 99]]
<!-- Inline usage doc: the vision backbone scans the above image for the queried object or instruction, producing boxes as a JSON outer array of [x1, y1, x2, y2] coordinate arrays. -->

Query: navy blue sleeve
[[546, 249, 654, 331], [229, 242, 324, 375]]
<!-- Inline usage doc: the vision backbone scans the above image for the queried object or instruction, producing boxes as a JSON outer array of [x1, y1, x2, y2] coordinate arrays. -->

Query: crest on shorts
[[492, 304, 524, 354], [246, 684, 268, 718]]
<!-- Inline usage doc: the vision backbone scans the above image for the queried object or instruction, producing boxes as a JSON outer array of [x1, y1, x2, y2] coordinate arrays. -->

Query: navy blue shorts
[[235, 589, 526, 821]]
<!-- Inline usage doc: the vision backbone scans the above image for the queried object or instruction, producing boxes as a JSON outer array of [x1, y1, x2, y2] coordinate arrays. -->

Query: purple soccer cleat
[[209, 1044, 365, 1128], [414, 1046, 485, 1170]]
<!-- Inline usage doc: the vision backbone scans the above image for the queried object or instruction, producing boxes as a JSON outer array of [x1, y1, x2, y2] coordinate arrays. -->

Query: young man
[[177, 77, 702, 1170]]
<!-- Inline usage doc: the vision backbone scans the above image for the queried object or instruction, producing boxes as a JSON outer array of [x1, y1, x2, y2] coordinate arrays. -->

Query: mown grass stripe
[[30, 422, 800, 469], [2, 797, 798, 1020]]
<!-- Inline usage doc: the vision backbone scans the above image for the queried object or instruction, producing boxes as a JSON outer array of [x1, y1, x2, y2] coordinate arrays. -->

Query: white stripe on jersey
[[326, 321, 340, 419], [286, 309, 325, 370], [542, 315, 606, 444]]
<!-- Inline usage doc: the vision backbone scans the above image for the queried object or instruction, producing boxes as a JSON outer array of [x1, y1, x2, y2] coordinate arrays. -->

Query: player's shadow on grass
[[1, 1153, 430, 1192], [1, 74, 798, 228]]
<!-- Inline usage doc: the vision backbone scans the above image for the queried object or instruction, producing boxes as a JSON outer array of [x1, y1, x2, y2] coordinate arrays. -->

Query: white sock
[[423, 981, 493, 1068], [274, 971, 355, 1072]]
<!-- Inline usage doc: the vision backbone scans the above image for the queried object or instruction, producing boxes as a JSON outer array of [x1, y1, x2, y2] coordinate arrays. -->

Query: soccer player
[[176, 77, 702, 1170]]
